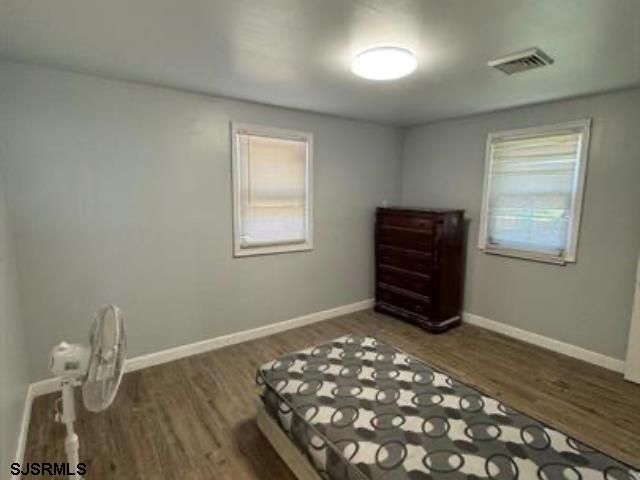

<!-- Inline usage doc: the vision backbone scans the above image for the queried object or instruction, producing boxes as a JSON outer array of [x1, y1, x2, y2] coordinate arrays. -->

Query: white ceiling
[[1, 0, 639, 126]]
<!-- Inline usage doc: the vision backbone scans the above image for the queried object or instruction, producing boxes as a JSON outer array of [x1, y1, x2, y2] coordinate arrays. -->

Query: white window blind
[[232, 123, 313, 256], [479, 120, 590, 264]]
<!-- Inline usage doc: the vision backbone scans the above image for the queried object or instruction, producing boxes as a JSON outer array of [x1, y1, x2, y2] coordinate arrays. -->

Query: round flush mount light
[[351, 46, 417, 81]]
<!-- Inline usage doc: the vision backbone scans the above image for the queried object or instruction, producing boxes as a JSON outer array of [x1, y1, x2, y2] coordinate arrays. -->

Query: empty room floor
[[24, 310, 640, 479]]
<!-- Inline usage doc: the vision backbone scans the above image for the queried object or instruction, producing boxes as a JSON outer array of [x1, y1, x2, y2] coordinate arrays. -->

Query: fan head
[[82, 305, 126, 412]]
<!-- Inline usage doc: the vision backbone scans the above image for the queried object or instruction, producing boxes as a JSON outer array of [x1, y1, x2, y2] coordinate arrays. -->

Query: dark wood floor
[[25, 309, 640, 478]]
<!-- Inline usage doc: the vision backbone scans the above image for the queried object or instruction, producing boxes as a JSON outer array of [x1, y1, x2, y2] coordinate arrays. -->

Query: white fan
[[49, 305, 126, 470]]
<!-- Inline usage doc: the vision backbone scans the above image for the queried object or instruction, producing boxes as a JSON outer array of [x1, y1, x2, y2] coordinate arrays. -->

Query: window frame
[[231, 122, 314, 257], [478, 119, 592, 265]]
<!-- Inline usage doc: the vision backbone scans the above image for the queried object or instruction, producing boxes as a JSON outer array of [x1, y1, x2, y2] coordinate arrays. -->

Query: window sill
[[234, 242, 313, 258], [480, 247, 569, 265]]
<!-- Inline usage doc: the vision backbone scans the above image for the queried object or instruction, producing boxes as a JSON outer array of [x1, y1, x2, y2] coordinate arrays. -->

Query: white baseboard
[[27, 298, 375, 398], [28, 377, 61, 398], [12, 384, 35, 479], [126, 298, 373, 372], [463, 312, 625, 372]]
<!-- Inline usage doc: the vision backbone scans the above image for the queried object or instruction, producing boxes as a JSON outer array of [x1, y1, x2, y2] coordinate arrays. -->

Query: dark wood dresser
[[375, 207, 465, 333]]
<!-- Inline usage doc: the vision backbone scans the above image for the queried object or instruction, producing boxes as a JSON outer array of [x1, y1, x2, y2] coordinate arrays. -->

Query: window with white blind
[[231, 123, 313, 257], [478, 120, 591, 264]]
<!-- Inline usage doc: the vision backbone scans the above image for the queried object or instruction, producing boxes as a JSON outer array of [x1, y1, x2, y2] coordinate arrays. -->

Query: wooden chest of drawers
[[375, 207, 465, 333]]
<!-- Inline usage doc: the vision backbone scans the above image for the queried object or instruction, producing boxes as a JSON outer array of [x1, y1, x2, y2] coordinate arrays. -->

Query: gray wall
[[0, 62, 402, 380], [402, 88, 640, 359], [2, 59, 636, 390], [0, 165, 29, 475]]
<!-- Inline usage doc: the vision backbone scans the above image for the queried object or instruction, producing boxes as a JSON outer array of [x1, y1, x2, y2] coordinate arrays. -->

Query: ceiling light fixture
[[351, 46, 417, 81]]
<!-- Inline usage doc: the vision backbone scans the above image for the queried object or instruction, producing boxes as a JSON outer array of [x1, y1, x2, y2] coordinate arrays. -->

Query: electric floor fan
[[49, 305, 126, 476]]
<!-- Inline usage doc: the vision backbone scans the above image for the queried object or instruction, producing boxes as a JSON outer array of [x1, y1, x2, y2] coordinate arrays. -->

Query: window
[[231, 123, 313, 257], [478, 119, 591, 264]]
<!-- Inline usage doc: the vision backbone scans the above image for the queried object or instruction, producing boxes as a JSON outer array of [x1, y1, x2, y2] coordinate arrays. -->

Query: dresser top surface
[[377, 206, 464, 214]]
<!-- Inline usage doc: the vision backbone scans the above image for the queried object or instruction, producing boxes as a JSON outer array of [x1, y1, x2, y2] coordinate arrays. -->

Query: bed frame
[[256, 406, 323, 480]]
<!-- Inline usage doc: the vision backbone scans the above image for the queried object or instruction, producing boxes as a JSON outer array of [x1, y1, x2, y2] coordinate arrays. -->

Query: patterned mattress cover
[[256, 335, 639, 480]]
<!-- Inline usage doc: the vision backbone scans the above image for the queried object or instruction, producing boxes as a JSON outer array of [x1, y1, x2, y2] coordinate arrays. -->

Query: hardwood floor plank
[[23, 310, 640, 478]]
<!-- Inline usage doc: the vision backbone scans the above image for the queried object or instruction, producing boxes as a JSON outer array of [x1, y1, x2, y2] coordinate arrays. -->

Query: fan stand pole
[[61, 379, 80, 478]]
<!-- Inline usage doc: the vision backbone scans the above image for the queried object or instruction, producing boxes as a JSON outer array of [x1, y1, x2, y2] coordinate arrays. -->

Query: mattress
[[256, 335, 639, 480]]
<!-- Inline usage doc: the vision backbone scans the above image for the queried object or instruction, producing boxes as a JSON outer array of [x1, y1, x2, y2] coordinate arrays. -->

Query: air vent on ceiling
[[488, 48, 554, 75]]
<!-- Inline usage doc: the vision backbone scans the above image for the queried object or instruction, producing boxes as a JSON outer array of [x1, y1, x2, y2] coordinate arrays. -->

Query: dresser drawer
[[377, 246, 432, 273], [377, 213, 434, 233], [377, 228, 432, 251], [376, 286, 431, 317], [378, 266, 431, 295], [376, 303, 429, 327]]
